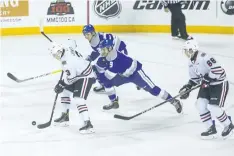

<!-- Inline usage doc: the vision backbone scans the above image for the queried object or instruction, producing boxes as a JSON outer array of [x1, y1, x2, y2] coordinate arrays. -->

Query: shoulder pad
[[201, 52, 206, 57]]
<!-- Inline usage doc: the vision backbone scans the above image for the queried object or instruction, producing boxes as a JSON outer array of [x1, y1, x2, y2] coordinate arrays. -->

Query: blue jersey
[[104, 51, 142, 80], [88, 32, 127, 61]]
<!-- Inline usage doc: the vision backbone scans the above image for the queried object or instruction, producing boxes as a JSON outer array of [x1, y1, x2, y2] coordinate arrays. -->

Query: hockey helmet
[[50, 42, 65, 60], [82, 24, 96, 41], [99, 39, 114, 57], [82, 24, 95, 34], [183, 40, 199, 59]]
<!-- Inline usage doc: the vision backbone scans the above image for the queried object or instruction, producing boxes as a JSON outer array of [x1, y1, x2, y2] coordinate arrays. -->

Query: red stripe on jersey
[[211, 69, 224, 73], [81, 78, 88, 98], [83, 66, 92, 75]]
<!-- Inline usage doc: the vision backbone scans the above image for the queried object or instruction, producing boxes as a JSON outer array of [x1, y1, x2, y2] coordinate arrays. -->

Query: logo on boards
[[47, 0, 75, 23], [133, 0, 210, 10], [0, 0, 29, 17], [93, 0, 122, 19], [221, 0, 234, 15]]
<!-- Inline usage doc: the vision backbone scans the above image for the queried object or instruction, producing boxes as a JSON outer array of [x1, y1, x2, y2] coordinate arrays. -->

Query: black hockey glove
[[179, 80, 196, 99], [54, 80, 66, 94], [201, 74, 215, 88]]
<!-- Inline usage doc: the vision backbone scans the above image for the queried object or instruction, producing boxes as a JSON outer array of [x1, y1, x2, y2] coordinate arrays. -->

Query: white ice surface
[[1, 33, 234, 156]]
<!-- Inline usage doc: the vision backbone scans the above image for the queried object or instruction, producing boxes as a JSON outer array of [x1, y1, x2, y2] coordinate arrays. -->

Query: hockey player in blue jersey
[[82, 24, 128, 61], [82, 24, 128, 92], [96, 39, 183, 113]]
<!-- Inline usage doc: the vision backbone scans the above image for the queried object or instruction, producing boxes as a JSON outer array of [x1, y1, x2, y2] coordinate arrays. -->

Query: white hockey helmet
[[182, 40, 199, 59], [50, 42, 64, 60]]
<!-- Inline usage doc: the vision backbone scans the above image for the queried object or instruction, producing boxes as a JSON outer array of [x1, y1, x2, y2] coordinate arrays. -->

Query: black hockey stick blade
[[114, 114, 136, 120], [37, 121, 51, 129], [7, 72, 21, 83]]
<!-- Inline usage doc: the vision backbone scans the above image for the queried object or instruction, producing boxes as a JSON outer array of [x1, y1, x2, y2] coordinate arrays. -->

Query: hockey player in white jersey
[[179, 40, 233, 139], [50, 43, 95, 134]]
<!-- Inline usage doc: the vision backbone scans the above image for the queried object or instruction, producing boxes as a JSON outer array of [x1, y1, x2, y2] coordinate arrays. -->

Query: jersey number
[[109, 62, 113, 68], [207, 58, 216, 67], [65, 70, 71, 76]]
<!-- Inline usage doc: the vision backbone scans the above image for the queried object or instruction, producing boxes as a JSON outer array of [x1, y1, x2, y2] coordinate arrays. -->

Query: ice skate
[[79, 120, 95, 134], [201, 121, 217, 140], [93, 85, 105, 93], [54, 110, 69, 127], [170, 99, 183, 113], [222, 116, 234, 139], [103, 97, 119, 110], [172, 35, 181, 40], [186, 36, 194, 40]]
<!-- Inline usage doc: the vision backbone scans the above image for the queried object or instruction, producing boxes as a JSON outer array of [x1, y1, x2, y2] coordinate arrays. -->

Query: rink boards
[[0, 0, 234, 36]]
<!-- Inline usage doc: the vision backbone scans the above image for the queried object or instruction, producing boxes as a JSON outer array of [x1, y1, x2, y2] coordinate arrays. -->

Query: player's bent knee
[[61, 89, 72, 97], [105, 87, 115, 96], [195, 98, 209, 113], [207, 104, 221, 112], [73, 97, 85, 106]]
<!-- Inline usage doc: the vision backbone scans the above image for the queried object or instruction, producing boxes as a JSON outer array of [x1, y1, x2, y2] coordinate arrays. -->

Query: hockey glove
[[202, 74, 215, 88], [54, 80, 66, 94], [164, 8, 169, 13], [179, 80, 196, 99]]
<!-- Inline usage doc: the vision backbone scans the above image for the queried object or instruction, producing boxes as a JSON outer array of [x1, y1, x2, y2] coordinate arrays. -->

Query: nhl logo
[[93, 0, 122, 19], [220, 0, 234, 15]]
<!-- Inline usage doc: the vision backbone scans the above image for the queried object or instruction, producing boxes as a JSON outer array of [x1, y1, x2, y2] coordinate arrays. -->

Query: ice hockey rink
[[1, 33, 234, 156]]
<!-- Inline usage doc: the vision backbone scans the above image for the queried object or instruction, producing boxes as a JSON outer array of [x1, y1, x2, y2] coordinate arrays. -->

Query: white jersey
[[188, 51, 226, 85], [61, 47, 94, 85]]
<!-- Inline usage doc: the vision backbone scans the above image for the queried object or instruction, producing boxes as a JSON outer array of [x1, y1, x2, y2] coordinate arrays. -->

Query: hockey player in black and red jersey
[[179, 40, 233, 139], [50, 42, 95, 134]]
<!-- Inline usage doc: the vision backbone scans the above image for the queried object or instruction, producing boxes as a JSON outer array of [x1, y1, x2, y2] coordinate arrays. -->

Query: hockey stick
[[114, 84, 201, 120], [7, 70, 62, 83], [36, 19, 63, 129], [40, 19, 53, 42], [37, 71, 64, 129]]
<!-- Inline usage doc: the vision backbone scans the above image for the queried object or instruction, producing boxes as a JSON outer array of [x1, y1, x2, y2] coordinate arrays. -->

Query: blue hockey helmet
[[99, 39, 114, 57], [99, 39, 113, 49], [82, 24, 95, 35]]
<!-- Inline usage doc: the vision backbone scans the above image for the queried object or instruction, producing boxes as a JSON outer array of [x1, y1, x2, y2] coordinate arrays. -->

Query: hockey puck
[[32, 121, 36, 126]]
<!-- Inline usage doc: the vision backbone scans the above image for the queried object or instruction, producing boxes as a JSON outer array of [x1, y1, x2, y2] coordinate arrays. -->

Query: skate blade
[[102, 107, 119, 111], [201, 134, 218, 140], [53, 121, 69, 127], [172, 37, 180, 40], [79, 128, 95, 134], [222, 130, 234, 140]]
